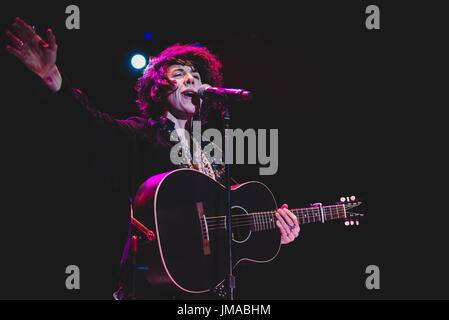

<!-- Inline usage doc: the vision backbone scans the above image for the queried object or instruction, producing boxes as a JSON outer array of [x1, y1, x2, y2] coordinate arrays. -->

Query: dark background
[[0, 1, 446, 299]]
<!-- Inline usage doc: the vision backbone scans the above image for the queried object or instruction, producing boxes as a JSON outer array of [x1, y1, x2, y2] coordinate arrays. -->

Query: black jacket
[[1, 72, 224, 299]]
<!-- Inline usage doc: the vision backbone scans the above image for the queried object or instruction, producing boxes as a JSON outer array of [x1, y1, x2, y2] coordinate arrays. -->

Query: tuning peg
[[340, 196, 357, 203], [344, 219, 360, 227]]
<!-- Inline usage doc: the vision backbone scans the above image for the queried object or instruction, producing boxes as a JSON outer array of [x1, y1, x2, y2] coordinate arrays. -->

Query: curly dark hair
[[136, 43, 224, 121]]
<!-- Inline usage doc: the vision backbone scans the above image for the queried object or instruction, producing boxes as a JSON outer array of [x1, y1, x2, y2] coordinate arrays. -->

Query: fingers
[[5, 17, 34, 58], [5, 17, 57, 58], [5, 30, 23, 52], [280, 206, 299, 235], [5, 27, 24, 59], [46, 28, 57, 49], [5, 44, 21, 59], [11, 17, 35, 43], [276, 205, 300, 244], [276, 220, 293, 244]]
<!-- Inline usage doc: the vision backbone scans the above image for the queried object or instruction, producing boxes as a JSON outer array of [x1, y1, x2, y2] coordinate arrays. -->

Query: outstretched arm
[[5, 17, 151, 196], [6, 17, 62, 93]]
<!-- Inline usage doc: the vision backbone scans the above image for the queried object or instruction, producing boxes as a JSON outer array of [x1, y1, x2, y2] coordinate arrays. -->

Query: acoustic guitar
[[131, 168, 363, 294]]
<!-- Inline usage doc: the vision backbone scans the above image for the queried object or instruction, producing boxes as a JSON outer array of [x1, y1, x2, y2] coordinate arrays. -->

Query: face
[[164, 64, 202, 119]]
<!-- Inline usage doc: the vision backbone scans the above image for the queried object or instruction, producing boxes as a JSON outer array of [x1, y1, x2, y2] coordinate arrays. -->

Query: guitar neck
[[246, 204, 347, 232], [207, 204, 347, 232], [293, 205, 347, 225]]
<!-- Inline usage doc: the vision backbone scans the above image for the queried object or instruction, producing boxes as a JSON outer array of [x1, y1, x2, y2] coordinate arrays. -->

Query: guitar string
[[204, 210, 344, 224], [205, 213, 342, 223], [204, 207, 345, 225], [204, 211, 348, 231], [204, 206, 346, 222], [195, 204, 358, 231], [205, 218, 345, 231], [206, 218, 347, 231], [204, 212, 342, 226]]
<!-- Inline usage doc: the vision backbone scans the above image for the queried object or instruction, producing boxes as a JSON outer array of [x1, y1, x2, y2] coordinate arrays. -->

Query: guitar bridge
[[196, 202, 211, 255]]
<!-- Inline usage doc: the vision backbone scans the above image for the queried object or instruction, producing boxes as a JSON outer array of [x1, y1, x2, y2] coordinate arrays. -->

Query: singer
[[5, 17, 300, 299]]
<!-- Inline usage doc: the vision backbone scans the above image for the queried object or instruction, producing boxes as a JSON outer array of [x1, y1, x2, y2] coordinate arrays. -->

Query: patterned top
[[157, 117, 226, 184]]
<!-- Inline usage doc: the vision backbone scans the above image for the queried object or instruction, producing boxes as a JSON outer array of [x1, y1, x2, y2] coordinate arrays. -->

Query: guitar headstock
[[337, 195, 364, 226]]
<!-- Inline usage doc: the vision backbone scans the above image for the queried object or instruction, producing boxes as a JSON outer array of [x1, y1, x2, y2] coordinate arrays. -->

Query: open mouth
[[181, 89, 201, 106], [182, 89, 197, 98]]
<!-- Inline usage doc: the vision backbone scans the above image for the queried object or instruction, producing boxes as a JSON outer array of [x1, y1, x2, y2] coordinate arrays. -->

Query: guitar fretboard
[[205, 204, 347, 232]]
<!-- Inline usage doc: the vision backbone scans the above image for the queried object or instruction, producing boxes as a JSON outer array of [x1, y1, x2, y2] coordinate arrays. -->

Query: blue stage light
[[130, 54, 147, 70], [144, 32, 153, 39]]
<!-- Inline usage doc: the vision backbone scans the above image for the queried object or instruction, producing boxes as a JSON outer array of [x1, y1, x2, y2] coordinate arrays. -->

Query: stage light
[[144, 32, 153, 39], [130, 54, 147, 70]]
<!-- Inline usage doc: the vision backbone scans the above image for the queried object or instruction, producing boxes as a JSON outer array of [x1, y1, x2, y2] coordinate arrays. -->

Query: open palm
[[6, 17, 58, 80]]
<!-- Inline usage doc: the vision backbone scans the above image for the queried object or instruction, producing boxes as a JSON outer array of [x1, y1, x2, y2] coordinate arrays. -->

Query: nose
[[184, 73, 196, 86]]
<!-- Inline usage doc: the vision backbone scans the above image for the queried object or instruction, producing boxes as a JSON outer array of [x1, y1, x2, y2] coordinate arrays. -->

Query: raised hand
[[6, 17, 61, 92]]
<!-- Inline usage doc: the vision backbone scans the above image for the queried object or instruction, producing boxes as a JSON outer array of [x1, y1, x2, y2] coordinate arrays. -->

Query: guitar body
[[132, 168, 280, 293]]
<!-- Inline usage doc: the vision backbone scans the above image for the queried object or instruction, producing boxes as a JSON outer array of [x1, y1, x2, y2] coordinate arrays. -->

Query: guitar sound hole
[[231, 206, 251, 243]]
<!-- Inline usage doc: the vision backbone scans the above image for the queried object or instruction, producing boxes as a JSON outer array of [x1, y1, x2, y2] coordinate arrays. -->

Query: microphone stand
[[222, 100, 235, 300], [204, 89, 253, 300]]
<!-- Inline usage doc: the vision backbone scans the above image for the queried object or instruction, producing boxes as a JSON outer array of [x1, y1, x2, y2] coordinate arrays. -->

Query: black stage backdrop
[[0, 1, 446, 300]]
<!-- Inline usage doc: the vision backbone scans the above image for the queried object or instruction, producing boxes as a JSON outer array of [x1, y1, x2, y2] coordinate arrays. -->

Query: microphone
[[197, 84, 253, 101]]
